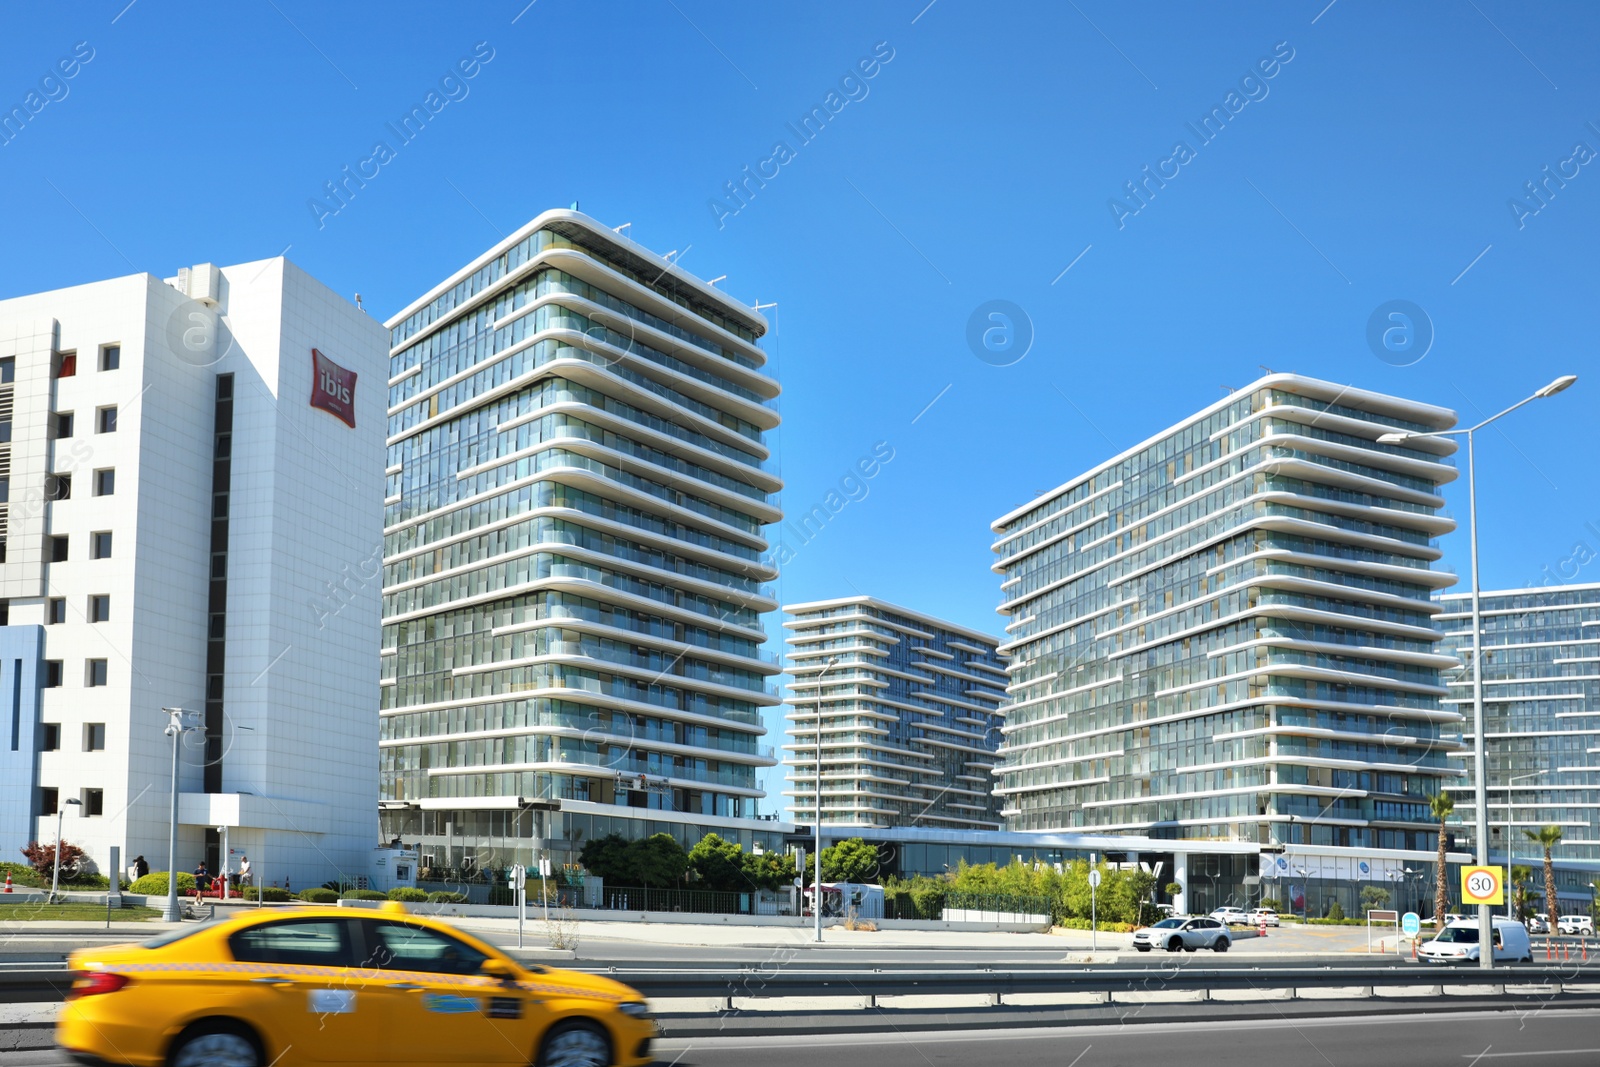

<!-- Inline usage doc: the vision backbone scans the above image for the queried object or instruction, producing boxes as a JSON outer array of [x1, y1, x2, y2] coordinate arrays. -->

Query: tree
[[1430, 791, 1454, 920], [741, 849, 797, 892], [821, 838, 880, 883], [1259, 897, 1281, 911], [630, 834, 688, 889], [20, 840, 86, 882], [1359, 886, 1391, 915], [1511, 864, 1534, 920], [578, 834, 632, 885], [688, 833, 747, 892], [1524, 825, 1563, 925]]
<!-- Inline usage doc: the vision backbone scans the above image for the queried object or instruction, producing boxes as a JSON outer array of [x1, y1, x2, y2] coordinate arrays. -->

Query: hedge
[[427, 891, 468, 904], [342, 889, 387, 901], [297, 888, 338, 904], [1054, 918, 1138, 933], [129, 872, 196, 895], [243, 887, 291, 902], [387, 887, 429, 902], [0, 862, 44, 888]]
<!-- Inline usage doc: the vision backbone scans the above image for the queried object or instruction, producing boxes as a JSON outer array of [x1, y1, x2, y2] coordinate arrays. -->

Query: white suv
[[1210, 906, 1250, 925], [1558, 915, 1594, 936]]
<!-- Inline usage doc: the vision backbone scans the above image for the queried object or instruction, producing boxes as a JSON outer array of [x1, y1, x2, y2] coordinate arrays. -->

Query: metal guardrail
[[6, 963, 1597, 1007]]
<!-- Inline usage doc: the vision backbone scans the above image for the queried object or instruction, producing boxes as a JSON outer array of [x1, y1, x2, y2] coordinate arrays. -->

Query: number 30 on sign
[[1461, 865, 1505, 906]]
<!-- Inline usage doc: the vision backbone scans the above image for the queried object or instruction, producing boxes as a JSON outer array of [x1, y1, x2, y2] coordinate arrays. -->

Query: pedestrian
[[193, 861, 210, 893], [238, 855, 252, 886], [133, 855, 149, 879]]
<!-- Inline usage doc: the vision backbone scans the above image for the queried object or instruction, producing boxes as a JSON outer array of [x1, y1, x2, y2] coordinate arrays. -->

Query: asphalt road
[[652, 1010, 1600, 1067]]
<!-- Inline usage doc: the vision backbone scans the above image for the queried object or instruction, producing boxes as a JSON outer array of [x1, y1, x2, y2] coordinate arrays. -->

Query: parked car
[[1558, 915, 1594, 936], [1526, 915, 1549, 934], [1248, 908, 1281, 927], [1418, 917, 1533, 964], [1132, 917, 1231, 953], [1210, 906, 1250, 925]]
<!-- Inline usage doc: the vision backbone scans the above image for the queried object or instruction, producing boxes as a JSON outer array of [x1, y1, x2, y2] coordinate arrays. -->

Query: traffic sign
[[1088, 870, 1102, 889], [1401, 912, 1420, 936], [1461, 865, 1504, 906]]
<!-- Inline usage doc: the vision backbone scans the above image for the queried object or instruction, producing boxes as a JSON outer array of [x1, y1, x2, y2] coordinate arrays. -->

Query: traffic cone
[[2, 873, 10, 893], [1259, 921, 1267, 938]]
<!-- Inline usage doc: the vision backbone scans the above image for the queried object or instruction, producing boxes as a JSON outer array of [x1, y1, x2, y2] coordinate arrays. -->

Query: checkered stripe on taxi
[[82, 960, 623, 1001]]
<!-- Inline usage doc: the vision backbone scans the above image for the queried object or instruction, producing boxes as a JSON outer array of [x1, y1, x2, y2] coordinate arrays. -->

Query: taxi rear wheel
[[537, 1020, 612, 1067], [169, 1020, 263, 1067]]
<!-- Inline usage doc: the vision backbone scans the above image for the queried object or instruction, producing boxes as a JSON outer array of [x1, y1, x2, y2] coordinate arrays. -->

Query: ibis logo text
[[310, 348, 357, 428]]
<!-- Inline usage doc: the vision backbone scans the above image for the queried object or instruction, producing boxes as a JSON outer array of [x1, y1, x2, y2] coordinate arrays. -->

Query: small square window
[[91, 532, 112, 559], [99, 345, 120, 371], [210, 552, 227, 580], [86, 659, 108, 687], [53, 352, 75, 379], [208, 613, 225, 640], [212, 492, 228, 519], [47, 598, 65, 625], [215, 432, 232, 459], [93, 469, 114, 496], [89, 595, 110, 623], [39, 787, 58, 817], [49, 536, 68, 562], [82, 788, 103, 816], [46, 474, 71, 501], [43, 661, 62, 688], [53, 412, 73, 439], [84, 723, 105, 751], [0, 358, 13, 384], [40, 724, 60, 751], [96, 407, 117, 433]]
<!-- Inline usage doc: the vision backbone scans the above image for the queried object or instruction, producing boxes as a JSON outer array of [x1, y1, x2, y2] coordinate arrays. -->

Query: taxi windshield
[[1435, 926, 1480, 944], [141, 924, 219, 949]]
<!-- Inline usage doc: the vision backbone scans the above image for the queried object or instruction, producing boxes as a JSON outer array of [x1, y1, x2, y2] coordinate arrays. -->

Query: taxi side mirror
[[481, 958, 516, 982]]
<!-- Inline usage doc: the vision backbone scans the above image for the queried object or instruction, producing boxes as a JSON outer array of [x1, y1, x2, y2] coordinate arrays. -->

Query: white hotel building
[[0, 259, 387, 888]]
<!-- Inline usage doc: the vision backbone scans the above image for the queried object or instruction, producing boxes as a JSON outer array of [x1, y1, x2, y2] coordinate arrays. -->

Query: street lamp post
[[50, 798, 82, 903], [1502, 770, 1548, 919], [812, 656, 839, 944], [1380, 373, 1578, 972], [161, 707, 202, 923]]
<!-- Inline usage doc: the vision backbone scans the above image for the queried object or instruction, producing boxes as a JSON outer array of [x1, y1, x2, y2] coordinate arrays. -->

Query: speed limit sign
[[1461, 865, 1504, 906]]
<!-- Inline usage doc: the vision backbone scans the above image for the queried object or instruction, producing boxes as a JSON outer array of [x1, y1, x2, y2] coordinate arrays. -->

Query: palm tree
[[1431, 791, 1454, 922], [1511, 864, 1534, 921], [1524, 825, 1563, 926]]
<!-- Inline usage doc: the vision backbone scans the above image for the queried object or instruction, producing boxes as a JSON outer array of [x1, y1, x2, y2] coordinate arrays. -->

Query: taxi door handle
[[389, 984, 423, 992], [251, 977, 293, 987]]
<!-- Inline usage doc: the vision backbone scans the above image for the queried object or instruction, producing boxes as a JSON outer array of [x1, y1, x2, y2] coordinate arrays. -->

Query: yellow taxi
[[57, 902, 654, 1067]]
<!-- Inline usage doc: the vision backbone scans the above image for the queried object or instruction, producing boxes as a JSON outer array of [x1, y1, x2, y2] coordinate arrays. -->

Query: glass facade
[[992, 376, 1464, 850], [1438, 583, 1600, 873], [782, 598, 1008, 830], [379, 212, 782, 870]]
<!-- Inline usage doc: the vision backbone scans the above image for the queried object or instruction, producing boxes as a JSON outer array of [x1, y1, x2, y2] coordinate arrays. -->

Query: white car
[[1210, 907, 1250, 925], [1418, 917, 1533, 964], [1133, 916, 1232, 953], [1248, 908, 1281, 927], [1558, 915, 1594, 936]]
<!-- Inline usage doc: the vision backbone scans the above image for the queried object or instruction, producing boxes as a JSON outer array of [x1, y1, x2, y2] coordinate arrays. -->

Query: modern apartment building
[[380, 210, 785, 871], [0, 259, 388, 887], [992, 374, 1465, 852], [1438, 583, 1600, 898], [782, 597, 1008, 830]]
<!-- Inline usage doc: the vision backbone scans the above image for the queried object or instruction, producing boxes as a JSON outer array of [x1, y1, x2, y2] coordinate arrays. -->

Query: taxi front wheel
[[169, 1021, 263, 1067], [537, 1020, 612, 1067]]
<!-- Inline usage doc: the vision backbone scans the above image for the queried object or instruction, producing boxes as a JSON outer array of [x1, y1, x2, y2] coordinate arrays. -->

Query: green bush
[[297, 888, 338, 904], [427, 891, 468, 904], [342, 889, 387, 901], [321, 880, 354, 893], [1326, 901, 1346, 921], [243, 887, 291, 902], [129, 872, 196, 895], [1054, 917, 1138, 933], [387, 887, 429, 902], [0, 862, 44, 888]]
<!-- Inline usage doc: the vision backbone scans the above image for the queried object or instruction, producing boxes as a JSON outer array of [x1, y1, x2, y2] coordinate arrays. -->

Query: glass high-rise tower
[[992, 374, 1464, 850], [379, 210, 784, 869], [1438, 583, 1600, 884]]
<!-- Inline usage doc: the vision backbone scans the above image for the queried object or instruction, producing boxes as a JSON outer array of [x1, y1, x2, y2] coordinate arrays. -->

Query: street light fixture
[[161, 707, 203, 923], [811, 655, 839, 944], [50, 797, 82, 903], [1379, 374, 1579, 972]]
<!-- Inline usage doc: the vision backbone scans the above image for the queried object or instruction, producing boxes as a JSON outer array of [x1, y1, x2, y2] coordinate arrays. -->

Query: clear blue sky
[[5, 2, 1597, 811]]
